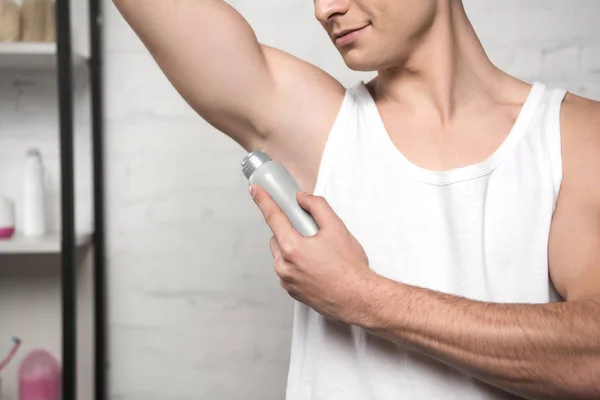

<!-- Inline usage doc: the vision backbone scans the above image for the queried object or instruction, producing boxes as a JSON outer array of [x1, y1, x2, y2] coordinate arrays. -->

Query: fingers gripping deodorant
[[242, 150, 319, 237]]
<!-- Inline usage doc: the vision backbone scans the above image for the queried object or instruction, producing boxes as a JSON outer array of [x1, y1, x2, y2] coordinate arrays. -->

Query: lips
[[333, 25, 369, 46]]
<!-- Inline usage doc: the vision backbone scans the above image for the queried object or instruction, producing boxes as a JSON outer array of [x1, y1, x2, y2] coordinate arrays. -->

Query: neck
[[373, 1, 504, 125]]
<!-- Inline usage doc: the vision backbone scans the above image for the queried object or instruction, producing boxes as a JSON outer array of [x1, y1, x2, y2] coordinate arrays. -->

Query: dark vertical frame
[[56, 0, 106, 398], [55, 0, 77, 399], [89, 0, 106, 398]]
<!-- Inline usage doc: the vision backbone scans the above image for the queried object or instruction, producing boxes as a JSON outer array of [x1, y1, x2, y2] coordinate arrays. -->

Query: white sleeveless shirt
[[285, 81, 568, 400]]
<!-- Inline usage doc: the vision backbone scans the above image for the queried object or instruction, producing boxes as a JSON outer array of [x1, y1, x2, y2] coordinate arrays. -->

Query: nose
[[314, 0, 349, 23]]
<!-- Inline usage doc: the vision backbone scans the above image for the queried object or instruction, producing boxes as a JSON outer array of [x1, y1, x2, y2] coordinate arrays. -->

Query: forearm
[[353, 277, 600, 400]]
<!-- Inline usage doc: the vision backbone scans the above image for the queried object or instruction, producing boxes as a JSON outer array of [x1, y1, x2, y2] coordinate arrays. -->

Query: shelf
[[0, 232, 92, 254], [0, 42, 87, 70]]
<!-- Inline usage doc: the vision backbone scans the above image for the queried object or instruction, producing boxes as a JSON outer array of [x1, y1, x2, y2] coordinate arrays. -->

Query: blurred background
[[0, 0, 599, 399]]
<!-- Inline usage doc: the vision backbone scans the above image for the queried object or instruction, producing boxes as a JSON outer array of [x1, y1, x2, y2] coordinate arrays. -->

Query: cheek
[[377, 0, 436, 33]]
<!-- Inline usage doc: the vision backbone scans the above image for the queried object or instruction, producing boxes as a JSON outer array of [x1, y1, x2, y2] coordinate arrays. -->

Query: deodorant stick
[[242, 150, 319, 237]]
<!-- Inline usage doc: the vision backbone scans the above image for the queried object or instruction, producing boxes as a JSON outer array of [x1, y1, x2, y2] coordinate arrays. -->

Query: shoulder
[[561, 92, 600, 134], [559, 92, 600, 198]]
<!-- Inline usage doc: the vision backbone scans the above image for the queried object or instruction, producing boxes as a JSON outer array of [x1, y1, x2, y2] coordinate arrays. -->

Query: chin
[[340, 49, 379, 72], [341, 46, 407, 73]]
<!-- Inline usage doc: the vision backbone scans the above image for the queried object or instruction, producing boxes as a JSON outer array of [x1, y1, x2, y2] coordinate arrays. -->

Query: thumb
[[296, 191, 339, 229]]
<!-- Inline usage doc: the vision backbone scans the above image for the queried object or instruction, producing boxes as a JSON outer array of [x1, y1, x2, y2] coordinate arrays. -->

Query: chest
[[321, 149, 557, 302], [375, 101, 522, 172]]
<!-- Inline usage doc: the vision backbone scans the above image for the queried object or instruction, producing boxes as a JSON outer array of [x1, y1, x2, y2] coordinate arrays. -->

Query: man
[[114, 0, 600, 399]]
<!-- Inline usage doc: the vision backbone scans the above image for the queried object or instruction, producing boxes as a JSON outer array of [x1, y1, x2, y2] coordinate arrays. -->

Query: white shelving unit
[[0, 232, 92, 254], [0, 42, 87, 69], [0, 3, 102, 400]]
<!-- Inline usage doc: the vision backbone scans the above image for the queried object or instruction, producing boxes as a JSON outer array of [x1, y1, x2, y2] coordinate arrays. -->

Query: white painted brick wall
[[1, 1, 599, 399], [104, 2, 600, 399]]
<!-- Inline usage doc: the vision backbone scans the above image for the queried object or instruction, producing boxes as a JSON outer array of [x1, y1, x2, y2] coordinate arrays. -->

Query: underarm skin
[[352, 278, 600, 400]]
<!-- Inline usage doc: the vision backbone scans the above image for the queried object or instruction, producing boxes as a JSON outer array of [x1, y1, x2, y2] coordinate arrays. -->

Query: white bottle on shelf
[[22, 148, 47, 237]]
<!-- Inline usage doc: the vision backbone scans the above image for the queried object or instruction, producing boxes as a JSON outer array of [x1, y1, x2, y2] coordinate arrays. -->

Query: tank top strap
[[313, 83, 360, 195], [543, 87, 568, 208]]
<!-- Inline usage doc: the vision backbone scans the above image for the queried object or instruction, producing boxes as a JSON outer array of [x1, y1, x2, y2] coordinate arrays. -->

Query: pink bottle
[[19, 349, 61, 400]]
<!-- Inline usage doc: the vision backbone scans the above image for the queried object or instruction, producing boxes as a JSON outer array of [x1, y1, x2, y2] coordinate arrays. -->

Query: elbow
[[112, 0, 124, 11], [112, 0, 131, 11], [112, 0, 137, 21]]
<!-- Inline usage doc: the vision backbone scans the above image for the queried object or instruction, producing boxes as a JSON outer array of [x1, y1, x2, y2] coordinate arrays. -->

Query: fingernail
[[300, 191, 309, 196], [249, 185, 256, 198]]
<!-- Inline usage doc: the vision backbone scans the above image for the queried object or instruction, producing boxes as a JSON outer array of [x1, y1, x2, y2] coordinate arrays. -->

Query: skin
[[114, 0, 600, 398]]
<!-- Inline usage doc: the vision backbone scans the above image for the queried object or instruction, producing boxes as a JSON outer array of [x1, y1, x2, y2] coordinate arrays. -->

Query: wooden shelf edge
[[0, 232, 93, 255], [0, 42, 88, 70]]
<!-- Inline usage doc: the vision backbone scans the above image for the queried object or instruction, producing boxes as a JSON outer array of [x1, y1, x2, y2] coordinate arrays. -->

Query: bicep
[[549, 97, 600, 302], [114, 0, 344, 152], [114, 0, 274, 148], [549, 198, 600, 302]]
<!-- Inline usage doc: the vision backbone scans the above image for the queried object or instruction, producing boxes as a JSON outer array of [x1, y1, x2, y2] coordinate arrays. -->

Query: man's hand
[[249, 184, 377, 323]]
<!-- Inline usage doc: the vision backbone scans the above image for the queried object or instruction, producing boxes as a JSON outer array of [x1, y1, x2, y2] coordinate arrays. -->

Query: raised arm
[[113, 0, 344, 157]]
